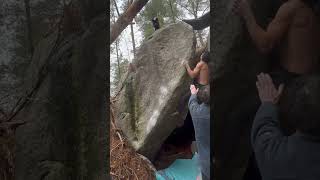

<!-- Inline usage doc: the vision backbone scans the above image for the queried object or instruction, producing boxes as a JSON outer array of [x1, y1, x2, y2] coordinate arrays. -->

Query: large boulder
[[211, 0, 283, 180], [14, 14, 107, 180], [0, 0, 108, 179], [0, 1, 29, 117], [0, 0, 71, 117], [115, 22, 196, 160]]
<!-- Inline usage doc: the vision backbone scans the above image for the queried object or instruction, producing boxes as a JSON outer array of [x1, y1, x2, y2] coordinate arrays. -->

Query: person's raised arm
[[233, 0, 294, 53], [252, 73, 285, 154], [188, 85, 200, 116], [185, 62, 202, 78]]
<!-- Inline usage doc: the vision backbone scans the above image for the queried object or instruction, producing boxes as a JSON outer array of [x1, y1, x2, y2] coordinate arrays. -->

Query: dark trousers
[[193, 79, 208, 90]]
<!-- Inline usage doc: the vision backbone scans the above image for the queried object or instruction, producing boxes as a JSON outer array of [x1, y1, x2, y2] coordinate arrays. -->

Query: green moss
[[124, 75, 146, 141], [124, 75, 136, 131]]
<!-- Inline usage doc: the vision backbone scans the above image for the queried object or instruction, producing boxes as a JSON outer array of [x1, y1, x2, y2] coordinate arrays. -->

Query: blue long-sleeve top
[[252, 102, 320, 180]]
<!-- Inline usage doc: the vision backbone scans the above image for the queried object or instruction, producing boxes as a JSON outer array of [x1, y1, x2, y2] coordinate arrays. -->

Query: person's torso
[[280, 0, 320, 74], [197, 62, 209, 85]]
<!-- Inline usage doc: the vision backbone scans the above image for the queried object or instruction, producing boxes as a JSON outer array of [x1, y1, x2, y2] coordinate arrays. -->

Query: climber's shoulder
[[274, 0, 297, 21], [278, 0, 309, 16]]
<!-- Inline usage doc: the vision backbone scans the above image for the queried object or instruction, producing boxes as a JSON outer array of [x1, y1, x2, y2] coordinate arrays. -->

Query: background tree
[[135, 0, 183, 40], [111, 1, 122, 86], [177, 0, 209, 47], [111, 0, 124, 94], [109, 0, 210, 94], [110, 0, 150, 44], [111, 54, 129, 94]]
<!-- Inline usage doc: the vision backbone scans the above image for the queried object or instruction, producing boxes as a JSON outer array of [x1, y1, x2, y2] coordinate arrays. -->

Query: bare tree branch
[[113, 0, 121, 16], [177, 3, 195, 16], [128, 0, 136, 57], [110, 0, 150, 44], [182, 11, 210, 30], [201, 4, 210, 16], [168, 0, 176, 23]]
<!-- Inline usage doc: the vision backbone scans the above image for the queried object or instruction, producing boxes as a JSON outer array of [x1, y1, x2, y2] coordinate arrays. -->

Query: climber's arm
[[186, 62, 202, 78], [188, 85, 200, 116], [234, 0, 294, 53]]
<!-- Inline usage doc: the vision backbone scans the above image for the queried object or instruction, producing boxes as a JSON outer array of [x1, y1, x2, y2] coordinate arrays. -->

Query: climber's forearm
[[186, 64, 196, 78], [243, 8, 272, 53]]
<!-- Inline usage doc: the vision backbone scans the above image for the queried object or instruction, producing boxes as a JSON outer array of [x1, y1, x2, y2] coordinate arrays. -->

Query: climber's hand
[[256, 73, 284, 104], [190, 85, 199, 95]]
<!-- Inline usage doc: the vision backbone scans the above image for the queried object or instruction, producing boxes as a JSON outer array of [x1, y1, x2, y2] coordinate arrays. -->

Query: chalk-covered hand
[[190, 85, 199, 95], [256, 73, 284, 104]]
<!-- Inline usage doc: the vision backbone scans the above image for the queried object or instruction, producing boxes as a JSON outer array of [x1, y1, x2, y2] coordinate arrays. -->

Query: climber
[[152, 17, 160, 31], [253, 73, 320, 180], [233, 0, 320, 85], [188, 84, 210, 180], [226, 1, 320, 179], [184, 51, 210, 90]]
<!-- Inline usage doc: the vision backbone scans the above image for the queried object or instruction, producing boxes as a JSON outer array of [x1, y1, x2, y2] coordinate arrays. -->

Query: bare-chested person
[[223, 0, 320, 179], [233, 0, 320, 85], [184, 51, 210, 90]]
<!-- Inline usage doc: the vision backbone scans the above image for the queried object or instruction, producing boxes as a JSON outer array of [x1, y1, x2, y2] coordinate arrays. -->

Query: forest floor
[[0, 125, 14, 180], [110, 98, 195, 179], [110, 100, 156, 180]]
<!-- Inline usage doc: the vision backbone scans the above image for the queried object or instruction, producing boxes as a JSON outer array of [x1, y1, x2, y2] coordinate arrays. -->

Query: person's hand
[[256, 73, 284, 104], [231, 0, 250, 18], [190, 85, 199, 95], [196, 174, 201, 180]]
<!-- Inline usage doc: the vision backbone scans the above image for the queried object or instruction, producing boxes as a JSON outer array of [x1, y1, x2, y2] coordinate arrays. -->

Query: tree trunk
[[113, 0, 121, 16], [128, 0, 136, 57], [197, 30, 205, 46], [130, 23, 136, 57], [115, 39, 121, 78], [168, 0, 176, 23], [182, 11, 210, 30], [112, 0, 122, 78], [110, 0, 150, 44]]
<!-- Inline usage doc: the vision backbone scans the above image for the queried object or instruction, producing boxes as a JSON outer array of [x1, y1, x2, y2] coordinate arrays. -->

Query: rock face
[[115, 22, 196, 160], [0, 1, 29, 118], [14, 15, 107, 180], [0, 0, 107, 179], [211, 0, 283, 180]]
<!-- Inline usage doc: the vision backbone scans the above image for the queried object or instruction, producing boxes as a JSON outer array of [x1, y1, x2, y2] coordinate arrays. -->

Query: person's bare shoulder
[[291, 0, 316, 27], [277, 0, 298, 19]]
